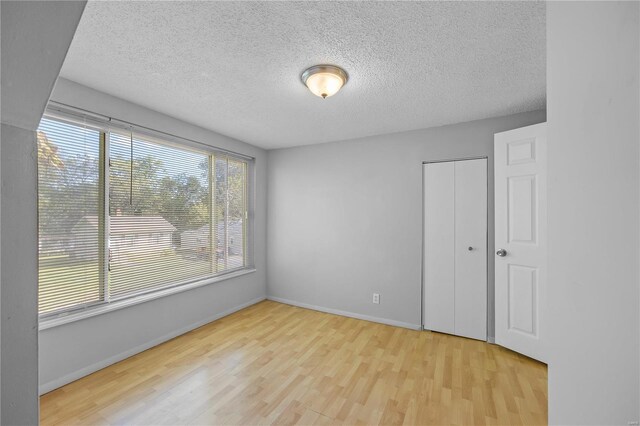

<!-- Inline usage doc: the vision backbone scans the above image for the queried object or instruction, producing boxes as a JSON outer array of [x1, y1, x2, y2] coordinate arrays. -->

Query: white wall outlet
[[372, 293, 380, 304]]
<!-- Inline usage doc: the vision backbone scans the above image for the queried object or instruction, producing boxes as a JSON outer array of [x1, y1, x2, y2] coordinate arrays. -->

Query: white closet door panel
[[454, 159, 487, 340], [423, 162, 455, 335]]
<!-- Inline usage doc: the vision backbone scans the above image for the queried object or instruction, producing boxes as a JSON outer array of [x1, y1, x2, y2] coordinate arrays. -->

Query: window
[[37, 113, 252, 317], [38, 118, 103, 315]]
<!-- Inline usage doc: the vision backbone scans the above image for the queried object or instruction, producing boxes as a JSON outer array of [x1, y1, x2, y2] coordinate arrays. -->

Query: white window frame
[[38, 104, 256, 329]]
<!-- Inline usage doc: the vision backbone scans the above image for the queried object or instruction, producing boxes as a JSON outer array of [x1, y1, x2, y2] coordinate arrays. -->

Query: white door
[[424, 158, 487, 341], [494, 123, 547, 362]]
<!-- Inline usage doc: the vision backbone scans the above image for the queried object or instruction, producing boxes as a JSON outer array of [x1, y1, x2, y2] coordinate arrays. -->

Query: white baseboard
[[39, 296, 266, 395], [267, 296, 422, 330]]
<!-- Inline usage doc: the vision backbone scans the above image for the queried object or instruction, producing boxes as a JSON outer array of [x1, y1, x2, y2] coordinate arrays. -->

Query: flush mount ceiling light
[[301, 64, 348, 99]]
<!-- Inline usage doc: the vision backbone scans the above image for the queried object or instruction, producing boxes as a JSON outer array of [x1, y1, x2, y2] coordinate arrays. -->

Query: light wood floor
[[41, 300, 547, 425]]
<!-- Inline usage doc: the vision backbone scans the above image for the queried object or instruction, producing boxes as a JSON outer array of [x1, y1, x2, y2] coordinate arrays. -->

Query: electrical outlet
[[373, 293, 380, 304]]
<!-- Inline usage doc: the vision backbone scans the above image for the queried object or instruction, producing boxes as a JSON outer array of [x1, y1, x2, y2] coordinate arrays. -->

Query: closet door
[[423, 162, 455, 335], [423, 159, 487, 341], [454, 159, 487, 340]]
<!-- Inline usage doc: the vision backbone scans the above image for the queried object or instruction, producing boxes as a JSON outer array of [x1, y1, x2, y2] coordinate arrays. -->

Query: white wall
[[267, 110, 545, 334], [38, 79, 268, 393], [0, 1, 86, 131], [1, 125, 39, 424], [547, 2, 640, 424], [1, 2, 86, 423]]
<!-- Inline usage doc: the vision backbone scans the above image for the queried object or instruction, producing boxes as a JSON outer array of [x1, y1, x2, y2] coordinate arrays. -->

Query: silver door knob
[[496, 249, 507, 257]]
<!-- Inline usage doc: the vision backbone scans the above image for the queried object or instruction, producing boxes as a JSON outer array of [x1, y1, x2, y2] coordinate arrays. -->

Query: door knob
[[496, 249, 507, 257], [468, 246, 474, 251]]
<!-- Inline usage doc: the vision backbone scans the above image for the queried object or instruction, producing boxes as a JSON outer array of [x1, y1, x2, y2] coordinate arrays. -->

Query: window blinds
[[38, 118, 104, 315], [213, 156, 247, 272], [37, 115, 250, 316], [108, 131, 214, 299]]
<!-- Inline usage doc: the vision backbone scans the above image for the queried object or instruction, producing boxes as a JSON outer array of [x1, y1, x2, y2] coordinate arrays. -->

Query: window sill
[[39, 268, 256, 331]]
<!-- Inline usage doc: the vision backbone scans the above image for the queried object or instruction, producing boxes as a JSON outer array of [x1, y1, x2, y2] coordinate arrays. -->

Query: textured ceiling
[[61, 1, 545, 149]]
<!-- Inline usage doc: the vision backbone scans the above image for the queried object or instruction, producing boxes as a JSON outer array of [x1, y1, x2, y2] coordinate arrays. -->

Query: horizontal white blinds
[[37, 118, 104, 315], [108, 131, 214, 298], [37, 115, 249, 316], [214, 156, 247, 272]]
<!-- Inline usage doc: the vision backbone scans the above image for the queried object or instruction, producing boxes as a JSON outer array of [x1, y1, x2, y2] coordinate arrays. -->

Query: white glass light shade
[[301, 65, 348, 99]]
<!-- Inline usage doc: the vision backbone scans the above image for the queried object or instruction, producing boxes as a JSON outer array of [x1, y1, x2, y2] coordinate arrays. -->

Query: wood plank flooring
[[40, 300, 547, 425]]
